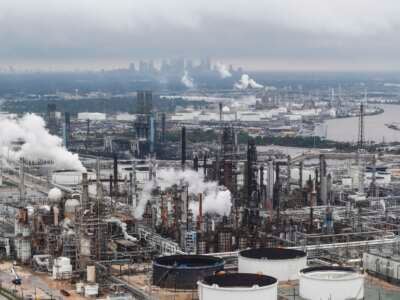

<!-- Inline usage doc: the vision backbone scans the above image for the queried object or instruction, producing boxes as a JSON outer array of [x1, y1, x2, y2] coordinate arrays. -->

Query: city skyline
[[1, 0, 400, 71]]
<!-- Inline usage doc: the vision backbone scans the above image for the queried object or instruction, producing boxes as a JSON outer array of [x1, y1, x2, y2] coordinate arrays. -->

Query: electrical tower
[[357, 102, 365, 194]]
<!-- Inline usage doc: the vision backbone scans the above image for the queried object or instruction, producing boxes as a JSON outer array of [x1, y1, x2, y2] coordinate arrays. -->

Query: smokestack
[[113, 155, 118, 195], [287, 155, 291, 193], [219, 102, 223, 122], [299, 161, 303, 188], [109, 175, 113, 196], [193, 154, 199, 171], [267, 159, 274, 210], [149, 114, 155, 154], [181, 126, 186, 169], [320, 154, 327, 205], [81, 172, 89, 208], [203, 153, 207, 176], [259, 165, 264, 207], [85, 119, 90, 149], [198, 193, 203, 231], [46, 103, 58, 135], [63, 112, 71, 148], [161, 113, 166, 143]]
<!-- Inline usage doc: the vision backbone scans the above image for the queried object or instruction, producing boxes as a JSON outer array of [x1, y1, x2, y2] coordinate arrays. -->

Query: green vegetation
[[238, 132, 356, 150]]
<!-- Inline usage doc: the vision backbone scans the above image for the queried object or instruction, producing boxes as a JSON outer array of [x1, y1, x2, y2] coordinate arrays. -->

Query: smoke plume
[[234, 74, 263, 89], [181, 71, 194, 88], [215, 62, 232, 78], [134, 168, 232, 219], [0, 114, 85, 171]]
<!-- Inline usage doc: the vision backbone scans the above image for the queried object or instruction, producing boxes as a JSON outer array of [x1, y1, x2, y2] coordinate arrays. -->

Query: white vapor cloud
[[215, 62, 232, 78], [234, 74, 263, 89], [134, 168, 232, 219], [181, 71, 194, 88], [0, 114, 85, 171]]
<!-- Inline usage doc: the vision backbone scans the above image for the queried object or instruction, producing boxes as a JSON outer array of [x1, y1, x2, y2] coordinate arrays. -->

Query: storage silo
[[238, 248, 307, 281], [153, 255, 224, 289], [299, 266, 364, 300], [198, 273, 278, 300]]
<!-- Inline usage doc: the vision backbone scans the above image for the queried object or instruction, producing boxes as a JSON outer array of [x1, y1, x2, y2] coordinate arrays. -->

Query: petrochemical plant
[[1, 89, 400, 300]]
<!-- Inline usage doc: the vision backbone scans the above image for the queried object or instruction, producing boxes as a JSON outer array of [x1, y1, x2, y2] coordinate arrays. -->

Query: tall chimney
[[81, 172, 89, 209], [193, 155, 199, 171], [181, 126, 186, 169], [161, 113, 166, 143], [113, 155, 118, 195], [219, 102, 223, 122], [198, 193, 203, 231]]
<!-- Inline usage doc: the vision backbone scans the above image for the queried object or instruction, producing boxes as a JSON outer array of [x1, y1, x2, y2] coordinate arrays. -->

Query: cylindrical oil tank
[[238, 248, 307, 281], [153, 255, 224, 289], [299, 266, 364, 300], [198, 273, 278, 300]]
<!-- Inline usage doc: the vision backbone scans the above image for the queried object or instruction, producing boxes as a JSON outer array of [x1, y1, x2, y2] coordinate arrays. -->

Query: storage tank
[[153, 255, 224, 289], [198, 273, 278, 300], [299, 266, 364, 300], [238, 248, 307, 281]]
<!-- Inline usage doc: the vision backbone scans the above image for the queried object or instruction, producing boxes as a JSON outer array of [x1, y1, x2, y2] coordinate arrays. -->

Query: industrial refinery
[[4, 0, 400, 298], [0, 83, 400, 300]]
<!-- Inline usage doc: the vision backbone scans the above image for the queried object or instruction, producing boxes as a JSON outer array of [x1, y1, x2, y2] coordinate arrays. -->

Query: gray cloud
[[1, 0, 400, 70]]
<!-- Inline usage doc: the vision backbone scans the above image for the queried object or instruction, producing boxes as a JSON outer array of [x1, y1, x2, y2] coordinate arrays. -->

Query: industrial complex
[[1, 83, 400, 300]]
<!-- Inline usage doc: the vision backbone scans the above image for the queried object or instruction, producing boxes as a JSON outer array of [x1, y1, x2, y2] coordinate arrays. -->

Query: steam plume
[[134, 168, 232, 219], [0, 114, 85, 171], [234, 74, 263, 89], [181, 71, 194, 88], [215, 62, 232, 78]]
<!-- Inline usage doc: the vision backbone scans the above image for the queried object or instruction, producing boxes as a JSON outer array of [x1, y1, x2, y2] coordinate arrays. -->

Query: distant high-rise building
[[129, 62, 136, 72]]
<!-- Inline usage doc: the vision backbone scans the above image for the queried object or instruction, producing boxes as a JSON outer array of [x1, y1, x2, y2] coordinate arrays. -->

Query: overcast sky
[[1, 0, 400, 71]]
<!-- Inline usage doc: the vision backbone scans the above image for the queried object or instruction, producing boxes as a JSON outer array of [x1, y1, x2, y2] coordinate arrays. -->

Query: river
[[325, 104, 400, 143]]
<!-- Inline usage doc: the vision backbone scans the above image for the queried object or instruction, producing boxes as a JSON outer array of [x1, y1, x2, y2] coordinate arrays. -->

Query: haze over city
[[1, 0, 400, 71]]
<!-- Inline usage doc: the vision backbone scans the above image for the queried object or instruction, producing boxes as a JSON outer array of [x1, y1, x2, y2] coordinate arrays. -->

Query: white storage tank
[[238, 248, 307, 282], [198, 273, 278, 300], [363, 252, 400, 283], [299, 266, 364, 300]]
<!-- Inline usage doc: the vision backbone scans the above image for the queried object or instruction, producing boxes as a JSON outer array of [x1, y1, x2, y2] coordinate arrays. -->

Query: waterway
[[325, 104, 400, 143]]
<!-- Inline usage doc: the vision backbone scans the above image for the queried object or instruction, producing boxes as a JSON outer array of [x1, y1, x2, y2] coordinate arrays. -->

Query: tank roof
[[202, 273, 277, 288], [154, 255, 224, 269], [300, 266, 356, 274], [240, 248, 306, 260]]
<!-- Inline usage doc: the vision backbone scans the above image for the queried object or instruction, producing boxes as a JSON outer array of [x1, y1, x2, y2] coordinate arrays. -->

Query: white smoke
[[0, 114, 85, 171], [134, 168, 232, 219], [181, 71, 194, 88], [215, 62, 232, 78], [234, 74, 263, 89]]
